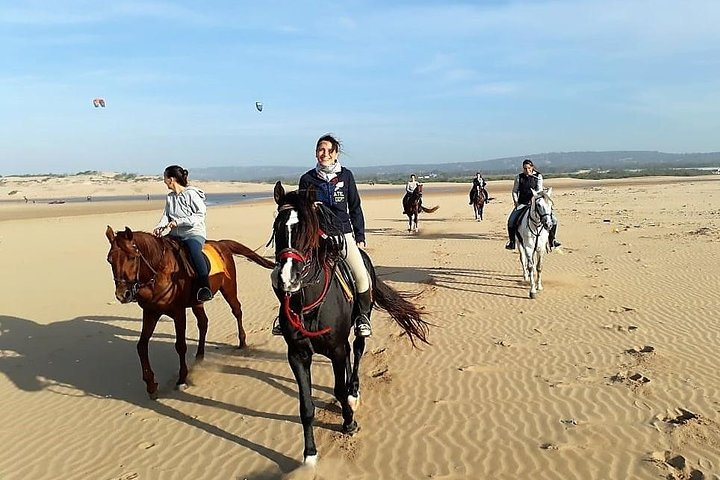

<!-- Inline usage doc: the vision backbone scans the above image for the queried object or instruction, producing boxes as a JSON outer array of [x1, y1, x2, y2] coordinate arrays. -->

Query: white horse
[[515, 188, 554, 299]]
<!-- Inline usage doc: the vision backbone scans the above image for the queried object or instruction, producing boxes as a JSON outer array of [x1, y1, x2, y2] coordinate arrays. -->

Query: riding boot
[[354, 289, 373, 337], [549, 224, 561, 249], [196, 275, 213, 302], [506, 226, 516, 250]]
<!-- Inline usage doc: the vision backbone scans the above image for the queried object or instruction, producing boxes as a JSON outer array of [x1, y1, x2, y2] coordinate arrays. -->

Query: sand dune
[[1, 175, 719, 479]]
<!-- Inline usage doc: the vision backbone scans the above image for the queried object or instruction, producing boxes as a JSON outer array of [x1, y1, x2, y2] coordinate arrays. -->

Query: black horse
[[271, 182, 431, 466], [470, 186, 488, 221], [402, 184, 439, 232]]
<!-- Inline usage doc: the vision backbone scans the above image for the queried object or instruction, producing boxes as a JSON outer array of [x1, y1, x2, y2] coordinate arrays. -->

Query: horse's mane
[[279, 189, 345, 265], [116, 229, 169, 267], [536, 189, 554, 207]]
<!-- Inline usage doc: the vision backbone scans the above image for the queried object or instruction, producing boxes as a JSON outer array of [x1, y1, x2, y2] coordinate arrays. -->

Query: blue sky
[[2, 0, 719, 175]]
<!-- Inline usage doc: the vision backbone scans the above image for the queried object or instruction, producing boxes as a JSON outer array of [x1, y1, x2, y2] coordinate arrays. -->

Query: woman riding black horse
[[270, 181, 430, 465], [272, 134, 372, 337]]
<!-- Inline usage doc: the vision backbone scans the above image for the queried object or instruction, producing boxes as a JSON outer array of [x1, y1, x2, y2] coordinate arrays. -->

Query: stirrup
[[197, 287, 213, 302], [271, 317, 282, 336], [354, 315, 372, 337]]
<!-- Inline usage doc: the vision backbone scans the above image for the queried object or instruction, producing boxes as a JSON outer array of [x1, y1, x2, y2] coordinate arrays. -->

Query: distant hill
[[191, 151, 720, 182]]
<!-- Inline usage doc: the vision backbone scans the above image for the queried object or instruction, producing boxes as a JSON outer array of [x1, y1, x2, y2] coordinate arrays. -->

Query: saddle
[[166, 238, 225, 277]]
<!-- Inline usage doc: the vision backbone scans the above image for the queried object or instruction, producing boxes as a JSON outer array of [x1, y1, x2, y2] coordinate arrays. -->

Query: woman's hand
[[168, 220, 177, 229], [356, 241, 366, 249], [153, 227, 165, 237]]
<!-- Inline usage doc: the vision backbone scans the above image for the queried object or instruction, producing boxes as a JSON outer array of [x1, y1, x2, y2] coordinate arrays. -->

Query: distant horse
[[513, 189, 554, 299], [105, 226, 274, 398], [470, 186, 488, 221], [271, 182, 430, 466], [402, 184, 439, 232]]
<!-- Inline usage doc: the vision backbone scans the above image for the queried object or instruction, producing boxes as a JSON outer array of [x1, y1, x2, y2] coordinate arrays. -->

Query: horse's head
[[105, 226, 158, 303], [271, 182, 323, 294], [532, 188, 554, 229]]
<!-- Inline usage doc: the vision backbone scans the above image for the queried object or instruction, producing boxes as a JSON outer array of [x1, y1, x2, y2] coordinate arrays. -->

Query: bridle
[[113, 240, 162, 300], [274, 204, 334, 337], [524, 194, 552, 249]]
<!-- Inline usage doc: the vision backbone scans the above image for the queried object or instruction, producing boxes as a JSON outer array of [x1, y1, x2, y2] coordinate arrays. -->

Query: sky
[[2, 0, 720, 175]]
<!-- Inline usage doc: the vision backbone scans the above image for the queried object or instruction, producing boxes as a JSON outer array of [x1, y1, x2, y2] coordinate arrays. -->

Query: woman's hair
[[164, 165, 189, 187], [410, 174, 416, 179], [316, 134, 341, 154], [522, 159, 534, 167]]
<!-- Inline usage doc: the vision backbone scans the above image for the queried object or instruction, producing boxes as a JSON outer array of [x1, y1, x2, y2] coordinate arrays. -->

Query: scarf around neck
[[315, 161, 342, 182]]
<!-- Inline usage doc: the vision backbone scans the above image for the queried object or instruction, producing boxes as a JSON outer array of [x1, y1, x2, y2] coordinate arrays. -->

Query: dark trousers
[[507, 207, 524, 241]]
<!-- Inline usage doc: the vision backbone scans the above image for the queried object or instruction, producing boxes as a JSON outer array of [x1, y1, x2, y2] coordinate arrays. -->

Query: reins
[[275, 203, 339, 337], [113, 237, 165, 297]]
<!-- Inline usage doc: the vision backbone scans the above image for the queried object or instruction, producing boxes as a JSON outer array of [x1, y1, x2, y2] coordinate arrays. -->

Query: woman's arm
[[345, 171, 365, 244]]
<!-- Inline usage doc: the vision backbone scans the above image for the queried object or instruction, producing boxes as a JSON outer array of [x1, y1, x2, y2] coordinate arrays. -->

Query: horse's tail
[[421, 205, 439, 213], [372, 277, 431, 347], [222, 240, 275, 269]]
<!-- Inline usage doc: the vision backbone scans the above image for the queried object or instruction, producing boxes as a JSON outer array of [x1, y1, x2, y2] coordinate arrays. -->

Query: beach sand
[[1, 175, 719, 479]]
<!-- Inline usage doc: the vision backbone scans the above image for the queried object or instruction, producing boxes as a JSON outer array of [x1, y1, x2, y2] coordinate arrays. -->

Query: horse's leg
[[518, 245, 530, 282], [407, 214, 412, 232], [190, 305, 208, 360], [348, 335, 366, 410], [330, 344, 359, 435], [536, 249, 544, 292], [218, 276, 246, 348], [527, 250, 538, 299], [171, 309, 191, 389], [288, 346, 317, 465], [138, 309, 161, 398]]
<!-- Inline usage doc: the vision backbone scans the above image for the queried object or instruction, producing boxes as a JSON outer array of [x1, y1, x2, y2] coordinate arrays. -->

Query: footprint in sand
[[609, 371, 650, 385], [458, 364, 503, 373], [649, 451, 706, 480], [656, 408, 699, 426], [626, 345, 655, 354]]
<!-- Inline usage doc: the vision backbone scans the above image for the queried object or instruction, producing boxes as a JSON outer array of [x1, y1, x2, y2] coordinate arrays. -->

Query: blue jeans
[[176, 235, 208, 277]]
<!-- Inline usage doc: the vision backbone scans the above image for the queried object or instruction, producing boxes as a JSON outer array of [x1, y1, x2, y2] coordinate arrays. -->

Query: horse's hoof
[[342, 420, 360, 435], [176, 382, 189, 391], [148, 390, 159, 400], [303, 454, 318, 467], [529, 292, 536, 299], [348, 393, 360, 412]]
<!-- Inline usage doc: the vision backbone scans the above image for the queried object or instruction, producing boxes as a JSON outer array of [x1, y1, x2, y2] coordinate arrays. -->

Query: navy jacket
[[299, 167, 366, 243]]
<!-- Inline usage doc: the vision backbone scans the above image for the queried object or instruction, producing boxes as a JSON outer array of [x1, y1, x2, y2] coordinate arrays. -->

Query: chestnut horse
[[402, 184, 439, 232], [105, 226, 274, 398], [271, 183, 431, 466]]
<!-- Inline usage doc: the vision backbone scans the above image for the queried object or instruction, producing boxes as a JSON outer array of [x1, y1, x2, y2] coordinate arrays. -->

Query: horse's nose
[[116, 289, 133, 303]]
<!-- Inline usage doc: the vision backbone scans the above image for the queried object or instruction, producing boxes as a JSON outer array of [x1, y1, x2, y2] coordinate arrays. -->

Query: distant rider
[[403, 174, 421, 214], [469, 172, 488, 205]]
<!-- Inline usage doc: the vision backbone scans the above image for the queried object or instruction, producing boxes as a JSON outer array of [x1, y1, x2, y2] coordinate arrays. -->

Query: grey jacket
[[155, 186, 207, 239]]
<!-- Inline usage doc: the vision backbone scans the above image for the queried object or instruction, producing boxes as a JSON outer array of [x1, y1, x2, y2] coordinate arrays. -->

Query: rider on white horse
[[505, 159, 561, 250]]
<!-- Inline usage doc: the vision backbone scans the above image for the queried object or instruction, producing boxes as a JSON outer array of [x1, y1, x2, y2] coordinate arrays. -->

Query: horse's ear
[[105, 225, 115, 243], [124, 226, 133, 240], [273, 181, 285, 205]]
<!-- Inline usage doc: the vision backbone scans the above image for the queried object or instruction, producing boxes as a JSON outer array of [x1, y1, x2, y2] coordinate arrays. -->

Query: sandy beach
[[1, 174, 719, 479]]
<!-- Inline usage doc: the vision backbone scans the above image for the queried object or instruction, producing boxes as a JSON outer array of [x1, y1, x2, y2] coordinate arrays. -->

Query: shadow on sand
[[0, 314, 341, 474]]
